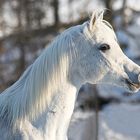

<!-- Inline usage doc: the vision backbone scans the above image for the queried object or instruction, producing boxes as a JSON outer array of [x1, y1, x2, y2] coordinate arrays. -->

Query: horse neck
[[35, 83, 77, 140], [31, 45, 81, 140], [31, 47, 78, 139], [0, 41, 79, 139]]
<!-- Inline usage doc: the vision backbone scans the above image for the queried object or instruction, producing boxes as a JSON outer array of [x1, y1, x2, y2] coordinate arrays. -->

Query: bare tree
[[51, 0, 59, 25]]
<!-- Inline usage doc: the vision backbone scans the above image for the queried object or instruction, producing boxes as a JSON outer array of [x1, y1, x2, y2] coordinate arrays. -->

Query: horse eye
[[99, 44, 110, 52]]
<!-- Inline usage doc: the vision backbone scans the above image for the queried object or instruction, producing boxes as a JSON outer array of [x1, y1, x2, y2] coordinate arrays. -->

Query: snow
[[127, 0, 140, 11], [99, 103, 140, 140], [112, 0, 124, 10], [68, 111, 96, 140], [69, 103, 140, 140]]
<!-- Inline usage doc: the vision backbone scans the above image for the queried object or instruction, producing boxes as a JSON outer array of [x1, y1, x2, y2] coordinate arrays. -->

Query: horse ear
[[89, 10, 104, 31], [89, 11, 97, 31], [98, 10, 104, 21]]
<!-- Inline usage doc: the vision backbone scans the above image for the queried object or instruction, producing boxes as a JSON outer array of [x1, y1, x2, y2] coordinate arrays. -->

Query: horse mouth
[[125, 79, 140, 92]]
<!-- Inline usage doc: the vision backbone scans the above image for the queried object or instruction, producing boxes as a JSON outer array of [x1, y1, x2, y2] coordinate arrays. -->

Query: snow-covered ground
[[69, 103, 140, 140], [68, 111, 96, 140], [99, 103, 140, 140]]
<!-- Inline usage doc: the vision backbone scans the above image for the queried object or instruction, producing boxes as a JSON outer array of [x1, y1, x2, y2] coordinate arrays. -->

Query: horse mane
[[0, 10, 111, 126], [0, 25, 84, 126]]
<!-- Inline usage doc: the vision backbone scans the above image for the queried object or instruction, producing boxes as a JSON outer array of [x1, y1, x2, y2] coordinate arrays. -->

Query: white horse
[[0, 11, 140, 140]]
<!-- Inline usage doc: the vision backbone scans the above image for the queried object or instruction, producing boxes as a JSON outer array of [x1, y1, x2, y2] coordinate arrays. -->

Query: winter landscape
[[0, 0, 140, 140]]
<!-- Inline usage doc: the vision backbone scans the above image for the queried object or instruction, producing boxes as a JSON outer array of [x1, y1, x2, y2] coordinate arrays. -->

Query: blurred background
[[0, 0, 140, 140]]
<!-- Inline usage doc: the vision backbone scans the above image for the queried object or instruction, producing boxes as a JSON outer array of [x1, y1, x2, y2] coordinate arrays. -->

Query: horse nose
[[123, 64, 140, 85]]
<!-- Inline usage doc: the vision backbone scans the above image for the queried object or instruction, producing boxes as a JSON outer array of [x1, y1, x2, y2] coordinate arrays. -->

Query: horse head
[[70, 11, 140, 92]]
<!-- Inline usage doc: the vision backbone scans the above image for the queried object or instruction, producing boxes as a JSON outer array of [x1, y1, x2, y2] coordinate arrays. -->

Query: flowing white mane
[[0, 11, 110, 127], [0, 11, 116, 128], [0, 24, 87, 126]]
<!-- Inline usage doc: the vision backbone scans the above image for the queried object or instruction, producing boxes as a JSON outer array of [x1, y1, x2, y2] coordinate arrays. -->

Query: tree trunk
[[52, 0, 59, 25]]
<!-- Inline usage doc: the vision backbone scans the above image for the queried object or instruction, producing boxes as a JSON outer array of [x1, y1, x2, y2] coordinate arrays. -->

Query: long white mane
[[0, 11, 107, 127], [0, 26, 82, 126]]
